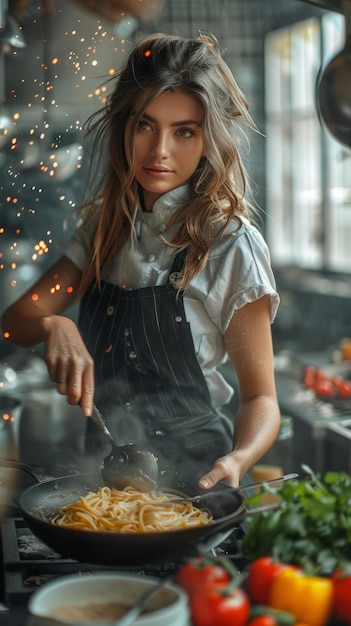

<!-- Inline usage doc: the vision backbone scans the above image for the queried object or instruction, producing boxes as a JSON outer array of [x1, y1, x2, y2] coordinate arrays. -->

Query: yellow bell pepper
[[268, 567, 333, 626]]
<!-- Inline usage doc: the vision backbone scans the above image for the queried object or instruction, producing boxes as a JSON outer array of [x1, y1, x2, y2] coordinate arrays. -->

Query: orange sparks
[[3, 331, 10, 339]]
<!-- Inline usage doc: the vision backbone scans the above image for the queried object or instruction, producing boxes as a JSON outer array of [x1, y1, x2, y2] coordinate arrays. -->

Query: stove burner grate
[[1, 517, 245, 606]]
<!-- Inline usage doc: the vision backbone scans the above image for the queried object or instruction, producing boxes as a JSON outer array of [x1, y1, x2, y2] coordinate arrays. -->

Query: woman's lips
[[143, 166, 173, 177]]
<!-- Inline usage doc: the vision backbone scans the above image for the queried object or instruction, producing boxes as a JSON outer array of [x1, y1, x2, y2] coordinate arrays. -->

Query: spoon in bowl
[[89, 404, 158, 493]]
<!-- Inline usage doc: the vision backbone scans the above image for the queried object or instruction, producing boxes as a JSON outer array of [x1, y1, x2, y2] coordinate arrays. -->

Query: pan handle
[[238, 472, 298, 496], [0, 458, 45, 482], [160, 472, 298, 505], [0, 458, 79, 482]]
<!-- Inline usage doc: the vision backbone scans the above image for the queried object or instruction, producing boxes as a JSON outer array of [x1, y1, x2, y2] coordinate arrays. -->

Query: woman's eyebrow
[[141, 112, 202, 127]]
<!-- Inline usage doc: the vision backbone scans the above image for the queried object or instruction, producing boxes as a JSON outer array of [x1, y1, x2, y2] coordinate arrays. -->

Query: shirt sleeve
[[203, 221, 280, 334], [58, 224, 91, 271]]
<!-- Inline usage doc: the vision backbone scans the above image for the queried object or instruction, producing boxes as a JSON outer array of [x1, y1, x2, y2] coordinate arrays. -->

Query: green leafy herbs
[[242, 465, 351, 575]]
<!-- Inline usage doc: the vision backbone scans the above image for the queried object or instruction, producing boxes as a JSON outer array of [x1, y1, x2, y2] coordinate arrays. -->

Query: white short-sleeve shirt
[[61, 186, 279, 410]]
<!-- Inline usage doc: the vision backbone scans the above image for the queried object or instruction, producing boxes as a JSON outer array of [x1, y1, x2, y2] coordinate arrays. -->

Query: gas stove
[[0, 513, 245, 609]]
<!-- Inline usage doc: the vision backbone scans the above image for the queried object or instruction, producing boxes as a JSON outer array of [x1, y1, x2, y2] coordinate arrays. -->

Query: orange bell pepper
[[268, 567, 333, 626]]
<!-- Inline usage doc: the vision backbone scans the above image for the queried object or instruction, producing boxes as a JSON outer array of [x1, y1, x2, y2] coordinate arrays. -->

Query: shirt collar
[[146, 185, 190, 215]]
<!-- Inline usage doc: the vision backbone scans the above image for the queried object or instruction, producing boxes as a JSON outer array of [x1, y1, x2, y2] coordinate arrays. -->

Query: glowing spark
[[3, 332, 10, 339], [34, 240, 49, 255]]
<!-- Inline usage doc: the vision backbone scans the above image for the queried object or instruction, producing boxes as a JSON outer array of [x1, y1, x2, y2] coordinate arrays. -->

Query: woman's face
[[126, 89, 205, 212]]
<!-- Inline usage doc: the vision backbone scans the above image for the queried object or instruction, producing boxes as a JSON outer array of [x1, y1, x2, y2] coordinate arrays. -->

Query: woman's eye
[[138, 119, 151, 131], [177, 128, 195, 138]]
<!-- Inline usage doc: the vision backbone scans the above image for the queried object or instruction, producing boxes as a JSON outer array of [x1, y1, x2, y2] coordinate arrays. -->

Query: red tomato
[[338, 380, 351, 398], [304, 375, 316, 389], [246, 557, 290, 605], [331, 375, 346, 390], [190, 581, 250, 626], [175, 559, 229, 597], [332, 569, 351, 624], [248, 616, 277, 626], [303, 366, 317, 388], [313, 379, 335, 397], [303, 366, 317, 379]]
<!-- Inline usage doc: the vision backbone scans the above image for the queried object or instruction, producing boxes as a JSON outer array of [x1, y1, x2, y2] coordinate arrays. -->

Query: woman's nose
[[151, 131, 170, 158]]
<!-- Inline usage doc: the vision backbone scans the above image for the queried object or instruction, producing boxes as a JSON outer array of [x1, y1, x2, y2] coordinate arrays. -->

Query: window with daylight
[[265, 13, 351, 272]]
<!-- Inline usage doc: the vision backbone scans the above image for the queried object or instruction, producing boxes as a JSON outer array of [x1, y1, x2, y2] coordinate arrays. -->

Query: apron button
[[129, 351, 137, 359], [107, 306, 114, 315], [175, 316, 182, 322], [155, 429, 165, 437], [124, 329, 130, 336]]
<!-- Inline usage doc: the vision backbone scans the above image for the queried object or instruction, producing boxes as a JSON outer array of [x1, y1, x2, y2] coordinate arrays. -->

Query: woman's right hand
[[2, 256, 94, 417], [41, 315, 95, 417]]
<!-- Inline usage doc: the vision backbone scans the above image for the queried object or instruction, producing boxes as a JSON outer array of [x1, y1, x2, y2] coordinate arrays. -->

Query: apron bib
[[78, 252, 232, 479]]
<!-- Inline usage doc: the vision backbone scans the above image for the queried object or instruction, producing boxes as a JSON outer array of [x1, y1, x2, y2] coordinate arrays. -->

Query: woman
[[2, 32, 280, 489]]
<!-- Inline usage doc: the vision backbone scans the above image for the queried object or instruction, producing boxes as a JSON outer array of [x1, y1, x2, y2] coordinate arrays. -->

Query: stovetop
[[0, 515, 245, 608], [1, 517, 121, 605]]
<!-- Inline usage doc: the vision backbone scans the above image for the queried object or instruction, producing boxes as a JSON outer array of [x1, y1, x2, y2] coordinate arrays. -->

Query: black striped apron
[[78, 252, 232, 483]]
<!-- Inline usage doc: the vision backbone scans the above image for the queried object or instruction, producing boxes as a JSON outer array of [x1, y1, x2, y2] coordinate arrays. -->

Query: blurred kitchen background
[[1, 0, 351, 481]]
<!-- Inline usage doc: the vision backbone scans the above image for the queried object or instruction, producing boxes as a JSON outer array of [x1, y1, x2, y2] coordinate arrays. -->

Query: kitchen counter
[[273, 352, 351, 475]]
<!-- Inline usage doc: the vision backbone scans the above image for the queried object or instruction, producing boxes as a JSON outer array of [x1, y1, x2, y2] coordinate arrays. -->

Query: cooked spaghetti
[[51, 486, 213, 533]]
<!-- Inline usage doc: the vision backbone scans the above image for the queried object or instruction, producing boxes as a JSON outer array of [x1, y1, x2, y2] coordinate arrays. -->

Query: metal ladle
[[317, 0, 351, 147], [89, 405, 158, 493]]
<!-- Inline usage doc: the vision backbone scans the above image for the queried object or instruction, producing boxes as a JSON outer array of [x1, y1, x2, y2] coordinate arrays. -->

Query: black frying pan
[[17, 472, 247, 567]]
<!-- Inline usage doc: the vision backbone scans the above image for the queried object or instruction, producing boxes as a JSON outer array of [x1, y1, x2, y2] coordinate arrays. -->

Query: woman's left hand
[[198, 453, 241, 489]]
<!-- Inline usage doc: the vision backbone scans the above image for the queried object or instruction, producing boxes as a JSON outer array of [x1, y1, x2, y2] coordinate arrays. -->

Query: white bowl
[[27, 572, 190, 626]]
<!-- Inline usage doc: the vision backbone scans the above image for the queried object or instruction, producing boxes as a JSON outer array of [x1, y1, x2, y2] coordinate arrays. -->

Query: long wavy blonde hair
[[78, 31, 258, 293]]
